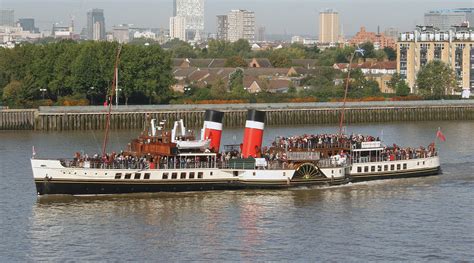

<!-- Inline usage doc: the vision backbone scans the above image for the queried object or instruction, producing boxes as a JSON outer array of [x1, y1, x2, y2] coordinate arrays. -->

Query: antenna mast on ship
[[102, 45, 122, 157], [338, 46, 364, 137]]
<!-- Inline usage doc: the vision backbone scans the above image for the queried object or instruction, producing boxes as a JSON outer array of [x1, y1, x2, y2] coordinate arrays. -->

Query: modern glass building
[[173, 0, 204, 41]]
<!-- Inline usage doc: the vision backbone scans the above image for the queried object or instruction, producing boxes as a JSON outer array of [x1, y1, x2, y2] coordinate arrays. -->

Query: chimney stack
[[241, 109, 265, 158]]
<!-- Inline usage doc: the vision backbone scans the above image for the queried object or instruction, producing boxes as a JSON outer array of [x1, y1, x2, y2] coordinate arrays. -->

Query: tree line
[[0, 39, 457, 108], [0, 40, 174, 107]]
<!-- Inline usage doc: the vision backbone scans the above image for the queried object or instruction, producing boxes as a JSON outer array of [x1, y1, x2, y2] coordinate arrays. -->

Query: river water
[[0, 121, 473, 261]]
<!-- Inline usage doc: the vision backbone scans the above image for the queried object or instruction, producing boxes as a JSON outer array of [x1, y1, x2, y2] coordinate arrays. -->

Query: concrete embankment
[[1, 100, 474, 131]]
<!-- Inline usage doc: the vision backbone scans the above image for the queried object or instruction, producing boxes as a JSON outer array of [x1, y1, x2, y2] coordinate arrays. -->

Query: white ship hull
[[349, 156, 441, 182], [31, 159, 348, 195]]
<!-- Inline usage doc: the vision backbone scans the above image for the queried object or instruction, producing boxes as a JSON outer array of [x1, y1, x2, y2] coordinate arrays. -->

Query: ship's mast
[[102, 45, 122, 157], [338, 47, 364, 137]]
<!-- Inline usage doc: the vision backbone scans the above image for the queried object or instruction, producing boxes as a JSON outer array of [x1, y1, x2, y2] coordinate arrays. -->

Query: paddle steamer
[[31, 109, 349, 195]]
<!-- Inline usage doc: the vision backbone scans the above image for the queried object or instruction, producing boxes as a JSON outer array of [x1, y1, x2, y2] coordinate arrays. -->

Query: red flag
[[436, 129, 446, 142]]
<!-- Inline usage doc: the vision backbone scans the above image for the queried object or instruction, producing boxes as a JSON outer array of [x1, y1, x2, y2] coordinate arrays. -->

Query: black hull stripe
[[35, 179, 347, 195]]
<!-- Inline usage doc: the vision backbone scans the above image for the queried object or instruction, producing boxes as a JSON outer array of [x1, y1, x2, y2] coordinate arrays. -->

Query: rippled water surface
[[1, 121, 473, 261]]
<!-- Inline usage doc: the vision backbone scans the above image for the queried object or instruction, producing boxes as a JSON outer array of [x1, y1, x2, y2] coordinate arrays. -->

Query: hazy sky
[[1, 0, 472, 36]]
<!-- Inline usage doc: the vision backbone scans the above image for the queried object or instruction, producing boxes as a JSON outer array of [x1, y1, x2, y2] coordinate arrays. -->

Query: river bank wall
[[1, 100, 474, 131]]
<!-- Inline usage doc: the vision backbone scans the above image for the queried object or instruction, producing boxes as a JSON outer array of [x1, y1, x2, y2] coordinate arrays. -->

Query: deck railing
[[57, 157, 347, 171]]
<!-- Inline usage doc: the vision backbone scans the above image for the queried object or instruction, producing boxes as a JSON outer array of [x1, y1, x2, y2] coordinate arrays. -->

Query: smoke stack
[[202, 110, 224, 152], [241, 109, 265, 158]]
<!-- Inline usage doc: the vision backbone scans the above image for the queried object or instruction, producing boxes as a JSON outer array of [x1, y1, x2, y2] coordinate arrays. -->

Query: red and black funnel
[[241, 109, 265, 158], [203, 110, 224, 152]]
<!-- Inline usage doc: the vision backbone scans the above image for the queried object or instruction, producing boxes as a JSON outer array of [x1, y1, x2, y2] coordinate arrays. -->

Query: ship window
[[384, 165, 388, 171], [403, 164, 407, 170], [371, 166, 375, 172], [364, 166, 369, 172], [391, 165, 395, 170], [397, 164, 401, 170], [189, 172, 195, 179], [115, 173, 122, 179], [134, 173, 141, 179], [253, 172, 256, 176], [283, 172, 286, 176], [233, 171, 239, 177], [125, 173, 132, 179], [172, 172, 178, 179], [162, 173, 169, 179], [180, 172, 186, 179], [417, 162, 420, 166], [198, 172, 203, 179], [144, 173, 150, 179], [378, 165, 382, 172], [210, 172, 213, 176], [423, 161, 425, 165], [357, 167, 362, 173]]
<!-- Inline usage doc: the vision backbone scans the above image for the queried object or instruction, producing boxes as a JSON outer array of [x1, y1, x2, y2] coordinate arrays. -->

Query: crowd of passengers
[[66, 133, 437, 169], [377, 143, 437, 162], [69, 151, 219, 169], [272, 134, 380, 149]]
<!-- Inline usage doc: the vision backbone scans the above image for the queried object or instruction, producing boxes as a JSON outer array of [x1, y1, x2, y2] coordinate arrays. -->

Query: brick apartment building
[[349, 26, 396, 49]]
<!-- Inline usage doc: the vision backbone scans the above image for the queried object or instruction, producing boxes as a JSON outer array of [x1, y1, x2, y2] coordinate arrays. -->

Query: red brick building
[[349, 26, 396, 49]]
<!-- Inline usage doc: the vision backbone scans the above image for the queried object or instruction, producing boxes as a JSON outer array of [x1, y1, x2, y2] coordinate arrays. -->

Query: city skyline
[[0, 0, 472, 37]]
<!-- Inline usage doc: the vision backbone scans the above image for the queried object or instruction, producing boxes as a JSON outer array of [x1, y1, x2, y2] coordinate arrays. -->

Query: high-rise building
[[87, 9, 106, 40], [0, 9, 15, 27], [384, 27, 399, 40], [397, 25, 474, 93], [18, 18, 39, 33], [424, 8, 474, 31], [170, 16, 186, 41], [173, 0, 204, 41], [226, 9, 255, 42], [216, 15, 228, 40], [112, 24, 130, 43], [257, 26, 265, 42], [319, 9, 340, 44]]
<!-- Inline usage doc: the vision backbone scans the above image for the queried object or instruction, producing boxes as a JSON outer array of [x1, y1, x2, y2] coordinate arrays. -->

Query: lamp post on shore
[[89, 86, 95, 105], [39, 88, 47, 100]]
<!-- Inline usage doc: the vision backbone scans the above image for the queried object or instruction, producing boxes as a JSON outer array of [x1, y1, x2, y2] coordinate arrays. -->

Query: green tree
[[388, 73, 410, 96], [359, 42, 376, 58], [383, 47, 397, 61], [207, 39, 235, 58], [388, 73, 402, 91], [228, 68, 245, 95], [416, 60, 456, 99], [269, 51, 291, 68], [165, 39, 196, 58], [225, 56, 248, 68], [2, 80, 23, 106], [210, 77, 227, 97], [232, 39, 251, 56], [395, 81, 410, 96]]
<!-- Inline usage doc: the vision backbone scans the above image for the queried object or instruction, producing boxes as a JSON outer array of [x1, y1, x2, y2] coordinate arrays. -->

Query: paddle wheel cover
[[293, 163, 324, 179]]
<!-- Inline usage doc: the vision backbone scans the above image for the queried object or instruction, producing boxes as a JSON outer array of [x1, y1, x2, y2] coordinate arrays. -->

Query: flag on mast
[[436, 128, 446, 142]]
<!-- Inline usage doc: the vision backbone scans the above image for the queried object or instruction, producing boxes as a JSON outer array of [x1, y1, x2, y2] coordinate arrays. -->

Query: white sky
[[1, 0, 473, 36]]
